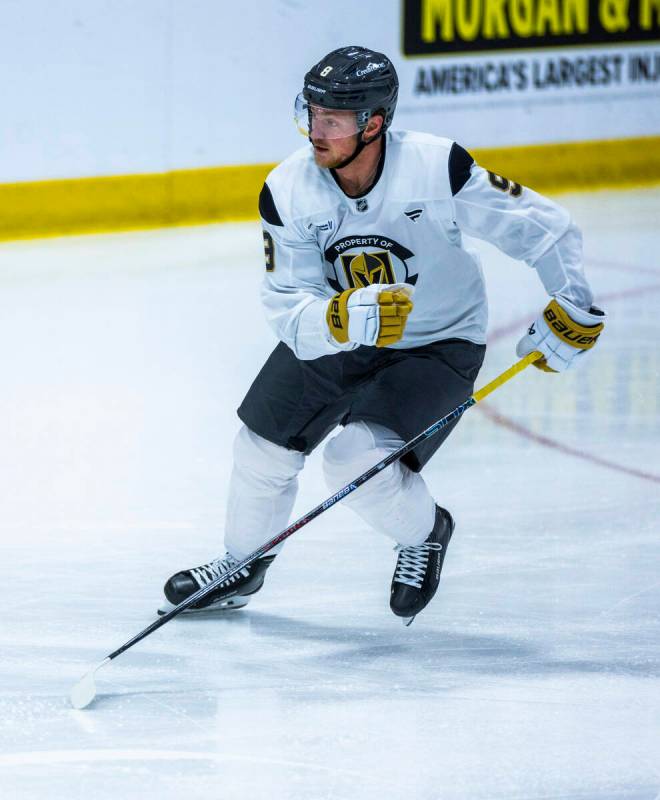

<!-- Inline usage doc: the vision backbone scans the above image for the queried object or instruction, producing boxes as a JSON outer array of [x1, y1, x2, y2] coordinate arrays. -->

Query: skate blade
[[402, 615, 416, 627], [157, 595, 250, 616]]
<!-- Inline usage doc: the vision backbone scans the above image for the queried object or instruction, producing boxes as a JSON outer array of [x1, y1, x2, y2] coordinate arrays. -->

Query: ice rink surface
[[0, 187, 658, 800]]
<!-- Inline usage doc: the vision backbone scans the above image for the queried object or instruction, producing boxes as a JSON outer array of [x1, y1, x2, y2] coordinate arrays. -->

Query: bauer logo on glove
[[517, 296, 605, 373], [543, 302, 602, 348]]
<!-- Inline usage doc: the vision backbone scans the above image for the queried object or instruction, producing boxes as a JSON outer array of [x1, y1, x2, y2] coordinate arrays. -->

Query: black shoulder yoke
[[258, 182, 284, 226], [448, 142, 475, 196]]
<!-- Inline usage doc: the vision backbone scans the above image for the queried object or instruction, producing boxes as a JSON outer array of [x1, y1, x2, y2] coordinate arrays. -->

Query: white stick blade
[[70, 671, 97, 709], [69, 659, 109, 709]]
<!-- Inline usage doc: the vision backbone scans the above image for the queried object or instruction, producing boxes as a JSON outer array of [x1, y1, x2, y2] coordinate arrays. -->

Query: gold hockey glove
[[516, 297, 605, 372], [326, 284, 414, 348]]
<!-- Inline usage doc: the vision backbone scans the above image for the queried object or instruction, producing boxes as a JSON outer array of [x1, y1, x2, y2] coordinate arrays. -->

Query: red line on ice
[[481, 265, 660, 486], [479, 404, 660, 486]]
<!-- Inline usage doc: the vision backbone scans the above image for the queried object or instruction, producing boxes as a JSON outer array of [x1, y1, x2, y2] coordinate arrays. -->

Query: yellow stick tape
[[472, 351, 543, 404]]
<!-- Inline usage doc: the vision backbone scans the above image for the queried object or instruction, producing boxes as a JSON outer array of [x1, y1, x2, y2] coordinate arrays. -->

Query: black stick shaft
[[106, 396, 475, 661]]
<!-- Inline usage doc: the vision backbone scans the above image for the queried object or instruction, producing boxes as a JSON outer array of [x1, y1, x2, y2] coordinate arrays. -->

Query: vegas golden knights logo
[[324, 235, 417, 294], [340, 251, 396, 289]]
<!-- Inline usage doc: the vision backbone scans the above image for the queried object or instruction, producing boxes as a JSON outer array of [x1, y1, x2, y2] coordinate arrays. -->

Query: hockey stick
[[70, 349, 542, 709]]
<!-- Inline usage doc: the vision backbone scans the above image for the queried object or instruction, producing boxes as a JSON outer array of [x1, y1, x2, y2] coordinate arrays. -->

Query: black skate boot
[[158, 552, 276, 616], [390, 506, 455, 626]]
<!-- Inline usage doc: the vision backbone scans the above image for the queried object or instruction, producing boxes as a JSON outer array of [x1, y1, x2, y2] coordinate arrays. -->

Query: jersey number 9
[[263, 230, 275, 272], [488, 171, 522, 198]]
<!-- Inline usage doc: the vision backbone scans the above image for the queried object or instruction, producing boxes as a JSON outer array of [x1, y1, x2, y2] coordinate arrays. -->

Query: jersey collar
[[329, 133, 388, 201]]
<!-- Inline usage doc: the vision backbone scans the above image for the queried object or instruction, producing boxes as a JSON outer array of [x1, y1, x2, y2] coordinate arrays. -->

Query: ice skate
[[390, 506, 454, 626], [158, 552, 276, 616]]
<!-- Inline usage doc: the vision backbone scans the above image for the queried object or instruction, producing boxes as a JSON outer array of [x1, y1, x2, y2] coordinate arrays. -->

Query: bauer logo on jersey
[[324, 235, 417, 293]]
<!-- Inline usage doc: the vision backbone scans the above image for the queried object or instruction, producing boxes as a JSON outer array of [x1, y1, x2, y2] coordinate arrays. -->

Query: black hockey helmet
[[298, 46, 399, 137]]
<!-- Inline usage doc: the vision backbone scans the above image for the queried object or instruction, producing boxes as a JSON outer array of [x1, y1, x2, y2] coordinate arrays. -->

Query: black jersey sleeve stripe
[[448, 142, 475, 196], [258, 182, 284, 226]]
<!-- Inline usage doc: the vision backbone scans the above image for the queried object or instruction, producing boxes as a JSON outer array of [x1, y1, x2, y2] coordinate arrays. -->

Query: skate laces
[[190, 554, 250, 589], [393, 541, 443, 589]]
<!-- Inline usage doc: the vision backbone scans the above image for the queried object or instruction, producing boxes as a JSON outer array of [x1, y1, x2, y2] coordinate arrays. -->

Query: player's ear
[[363, 113, 384, 142]]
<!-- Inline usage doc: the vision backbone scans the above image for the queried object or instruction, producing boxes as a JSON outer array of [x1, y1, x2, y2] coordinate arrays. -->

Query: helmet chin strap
[[331, 131, 381, 170]]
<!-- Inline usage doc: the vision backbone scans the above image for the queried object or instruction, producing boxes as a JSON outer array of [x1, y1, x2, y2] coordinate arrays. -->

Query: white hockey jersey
[[259, 130, 593, 361]]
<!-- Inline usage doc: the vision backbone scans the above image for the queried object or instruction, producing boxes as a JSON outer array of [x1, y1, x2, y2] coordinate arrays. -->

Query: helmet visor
[[294, 93, 366, 140]]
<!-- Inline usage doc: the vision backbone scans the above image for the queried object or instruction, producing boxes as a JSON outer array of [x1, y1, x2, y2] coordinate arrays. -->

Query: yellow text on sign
[[421, 0, 590, 41], [639, 0, 660, 28], [420, 0, 660, 40]]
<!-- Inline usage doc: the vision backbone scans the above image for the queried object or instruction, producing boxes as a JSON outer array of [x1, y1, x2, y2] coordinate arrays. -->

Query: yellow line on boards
[[0, 164, 275, 242], [1, 135, 659, 242], [474, 136, 660, 195]]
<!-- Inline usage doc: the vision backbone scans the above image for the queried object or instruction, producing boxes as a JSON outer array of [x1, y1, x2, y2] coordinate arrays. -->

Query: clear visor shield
[[294, 93, 366, 140]]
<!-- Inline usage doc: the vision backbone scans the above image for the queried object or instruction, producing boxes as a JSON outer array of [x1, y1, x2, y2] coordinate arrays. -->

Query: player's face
[[311, 130, 361, 168], [306, 106, 362, 168]]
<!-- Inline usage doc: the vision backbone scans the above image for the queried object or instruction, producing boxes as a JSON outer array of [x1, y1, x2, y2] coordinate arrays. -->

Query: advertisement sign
[[403, 0, 660, 54], [400, 0, 660, 109]]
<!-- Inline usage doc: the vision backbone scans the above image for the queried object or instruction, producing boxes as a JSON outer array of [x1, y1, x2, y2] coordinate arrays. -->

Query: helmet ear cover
[[355, 110, 371, 129]]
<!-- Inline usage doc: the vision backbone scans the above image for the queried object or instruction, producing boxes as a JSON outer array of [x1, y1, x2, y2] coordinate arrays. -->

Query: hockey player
[[160, 46, 605, 623]]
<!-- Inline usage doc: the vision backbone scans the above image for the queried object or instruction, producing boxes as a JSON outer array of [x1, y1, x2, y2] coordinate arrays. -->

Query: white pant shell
[[224, 425, 304, 559], [224, 422, 436, 558], [322, 421, 436, 546]]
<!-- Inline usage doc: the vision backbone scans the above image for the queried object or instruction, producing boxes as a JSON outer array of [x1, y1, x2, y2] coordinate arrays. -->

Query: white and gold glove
[[326, 283, 414, 348], [517, 296, 605, 373]]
